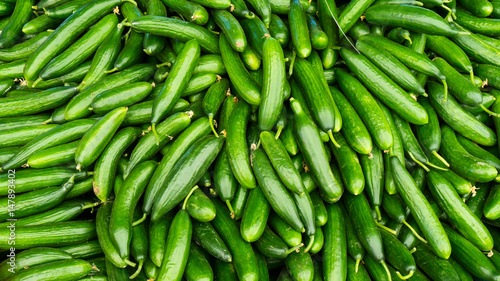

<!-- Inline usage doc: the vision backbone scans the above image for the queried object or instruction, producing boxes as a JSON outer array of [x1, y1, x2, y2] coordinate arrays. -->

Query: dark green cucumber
[[330, 132, 365, 195], [0, 125, 57, 149], [149, 212, 173, 267], [185, 243, 213, 281], [0, 220, 96, 249], [22, 14, 63, 35], [306, 14, 328, 50], [126, 111, 192, 177], [110, 161, 157, 259], [285, 249, 314, 281], [66, 63, 155, 120], [156, 209, 192, 281], [365, 4, 459, 36], [4, 259, 92, 281], [0, 31, 51, 61], [151, 39, 200, 130], [93, 126, 142, 202], [186, 189, 216, 222], [451, 22, 500, 67], [143, 0, 167, 55], [219, 34, 261, 105], [484, 185, 500, 220], [413, 243, 460, 281], [212, 9, 246, 52], [356, 37, 425, 96], [440, 125, 497, 182], [360, 148, 384, 216], [335, 68, 393, 151], [323, 202, 347, 281], [428, 81, 497, 146], [340, 47, 427, 125], [161, 0, 208, 25], [390, 156, 451, 259], [152, 135, 224, 221], [456, 0, 493, 17], [212, 199, 259, 281], [75, 107, 128, 169], [268, 212, 302, 247], [457, 134, 500, 171], [426, 35, 473, 77], [0, 0, 33, 48], [241, 187, 271, 242], [203, 78, 229, 135], [289, 0, 311, 58], [290, 98, 343, 202], [91, 82, 152, 115], [0, 247, 73, 279], [444, 224, 500, 281], [122, 99, 189, 126], [143, 117, 210, 214], [59, 239, 103, 259], [20, 140, 75, 167], [380, 229, 416, 279], [193, 221, 232, 263], [0, 59, 25, 79]]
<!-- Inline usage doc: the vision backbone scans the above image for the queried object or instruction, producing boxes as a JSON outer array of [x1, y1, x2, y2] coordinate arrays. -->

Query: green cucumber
[[0, 31, 51, 61], [5, 259, 92, 281], [0, 0, 33, 48], [91, 82, 152, 115], [186, 189, 216, 222]]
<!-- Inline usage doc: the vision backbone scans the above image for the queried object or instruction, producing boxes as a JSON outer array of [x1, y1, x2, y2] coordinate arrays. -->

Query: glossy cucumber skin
[[0, 31, 51, 61], [75, 107, 128, 168], [365, 4, 458, 36], [24, 0, 123, 82], [241, 186, 270, 242], [123, 99, 189, 126], [129, 16, 219, 54], [96, 203, 128, 268], [290, 99, 343, 203], [451, 22, 500, 67], [91, 82, 152, 115], [344, 192, 384, 262], [39, 14, 117, 80], [152, 135, 224, 221], [26, 140, 78, 168], [413, 243, 460, 281], [260, 131, 305, 195], [335, 68, 392, 151], [152, 39, 200, 125], [440, 125, 497, 182], [3, 118, 95, 170], [340, 47, 427, 125], [444, 224, 500, 281], [219, 34, 261, 105], [390, 156, 451, 259], [93, 127, 142, 202], [227, 101, 256, 189], [289, 0, 311, 58], [330, 132, 365, 195], [186, 188, 216, 222], [484, 185, 500, 220], [143, 0, 167, 55], [0, 0, 33, 48], [184, 243, 214, 281], [428, 81, 497, 146], [356, 37, 425, 96], [192, 220, 232, 263], [212, 199, 259, 281], [212, 9, 246, 52], [0, 125, 57, 149], [161, 0, 208, 25], [259, 37, 285, 131], [79, 24, 123, 90], [0, 221, 96, 249], [4, 259, 92, 281], [457, 0, 493, 17], [143, 118, 210, 214], [252, 149, 304, 232], [392, 112, 429, 165], [323, 202, 347, 281], [360, 148, 384, 210], [66, 63, 155, 121], [0, 86, 78, 118], [428, 171, 493, 251], [426, 35, 473, 74]]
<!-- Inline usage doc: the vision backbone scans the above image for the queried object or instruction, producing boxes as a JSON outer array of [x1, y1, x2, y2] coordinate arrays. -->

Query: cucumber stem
[[275, 126, 283, 140], [151, 123, 160, 146], [82, 201, 101, 210], [402, 220, 428, 244], [132, 213, 147, 226], [42, 117, 52, 124], [380, 261, 392, 281], [426, 162, 448, 171], [414, 1, 424, 6], [327, 131, 341, 148], [245, 11, 255, 19], [355, 258, 361, 273], [182, 185, 199, 210], [403, 34, 412, 45], [409, 247, 416, 254], [432, 150, 450, 167], [407, 151, 430, 172], [441, 79, 448, 103], [209, 115, 219, 138], [304, 235, 315, 253], [32, 77, 42, 88], [129, 260, 143, 279], [285, 243, 304, 255], [105, 67, 118, 74], [124, 258, 137, 267], [289, 51, 296, 77], [470, 70, 475, 85], [156, 62, 171, 68], [396, 270, 414, 280], [480, 104, 500, 117], [374, 206, 382, 221], [226, 200, 235, 219], [376, 220, 397, 235]]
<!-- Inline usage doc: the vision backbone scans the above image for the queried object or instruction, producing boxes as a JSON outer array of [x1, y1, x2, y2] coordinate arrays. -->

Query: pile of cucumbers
[[3, 0, 500, 279]]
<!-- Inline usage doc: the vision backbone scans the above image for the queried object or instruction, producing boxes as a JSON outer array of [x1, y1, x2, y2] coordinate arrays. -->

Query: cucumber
[[241, 187, 270, 242], [484, 185, 500, 220], [185, 243, 214, 281], [186, 188, 216, 222], [330, 132, 365, 195], [413, 243, 460, 281], [149, 213, 173, 267], [91, 82, 152, 115], [323, 202, 347, 281], [5, 259, 92, 281], [0, 0, 33, 48]]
